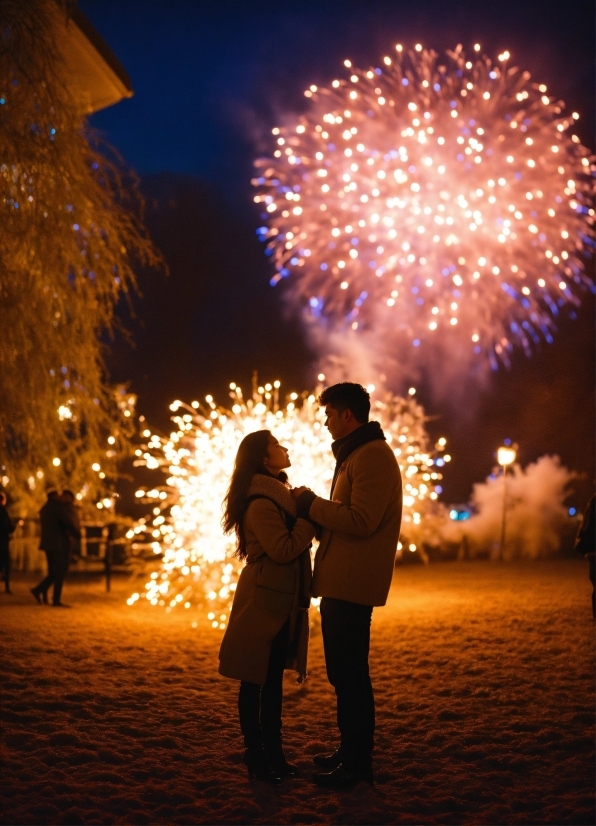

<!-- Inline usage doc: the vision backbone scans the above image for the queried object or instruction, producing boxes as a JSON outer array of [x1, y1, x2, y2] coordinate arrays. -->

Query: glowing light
[[497, 445, 517, 466], [254, 45, 594, 368], [130, 383, 444, 619]]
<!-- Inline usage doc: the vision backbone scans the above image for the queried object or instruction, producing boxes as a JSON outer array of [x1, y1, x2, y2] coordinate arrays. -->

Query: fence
[[10, 520, 132, 591]]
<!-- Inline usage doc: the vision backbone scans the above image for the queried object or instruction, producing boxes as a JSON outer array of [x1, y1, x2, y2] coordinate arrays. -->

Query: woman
[[219, 430, 315, 783]]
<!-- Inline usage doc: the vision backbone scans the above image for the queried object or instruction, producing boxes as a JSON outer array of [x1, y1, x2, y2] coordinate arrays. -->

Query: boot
[[313, 747, 342, 769], [264, 742, 299, 777], [313, 763, 374, 790], [243, 746, 282, 784]]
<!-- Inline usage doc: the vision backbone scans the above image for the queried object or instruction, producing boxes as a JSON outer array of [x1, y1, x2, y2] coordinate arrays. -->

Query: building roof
[[53, 4, 133, 114]]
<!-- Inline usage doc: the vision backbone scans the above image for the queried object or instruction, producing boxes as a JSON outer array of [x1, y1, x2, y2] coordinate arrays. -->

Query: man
[[0, 492, 15, 594], [294, 382, 402, 790], [31, 489, 80, 607]]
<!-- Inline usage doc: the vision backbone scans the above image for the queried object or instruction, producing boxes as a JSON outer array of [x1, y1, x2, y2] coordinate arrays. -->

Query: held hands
[[291, 485, 310, 500], [291, 486, 319, 522]]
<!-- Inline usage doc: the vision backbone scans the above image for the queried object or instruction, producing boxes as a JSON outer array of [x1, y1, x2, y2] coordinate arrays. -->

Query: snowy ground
[[1, 559, 594, 825]]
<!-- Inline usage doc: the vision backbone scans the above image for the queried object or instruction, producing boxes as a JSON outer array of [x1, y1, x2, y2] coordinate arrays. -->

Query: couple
[[31, 489, 81, 607], [219, 382, 403, 790]]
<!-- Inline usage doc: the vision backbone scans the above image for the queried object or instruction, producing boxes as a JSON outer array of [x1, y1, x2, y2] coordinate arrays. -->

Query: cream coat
[[310, 439, 402, 606], [218, 498, 315, 685]]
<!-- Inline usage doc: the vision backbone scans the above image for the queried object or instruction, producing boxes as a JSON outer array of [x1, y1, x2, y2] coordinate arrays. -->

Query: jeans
[[320, 596, 374, 773], [238, 620, 289, 749]]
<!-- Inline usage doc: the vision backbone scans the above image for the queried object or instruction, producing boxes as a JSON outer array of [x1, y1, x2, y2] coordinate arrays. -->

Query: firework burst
[[254, 44, 594, 368], [127, 380, 447, 621]]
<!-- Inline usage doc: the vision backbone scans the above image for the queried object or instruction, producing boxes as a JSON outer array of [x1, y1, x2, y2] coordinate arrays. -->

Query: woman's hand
[[291, 486, 310, 499]]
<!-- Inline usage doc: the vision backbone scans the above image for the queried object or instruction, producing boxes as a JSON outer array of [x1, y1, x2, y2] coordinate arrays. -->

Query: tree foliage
[[0, 0, 163, 514]]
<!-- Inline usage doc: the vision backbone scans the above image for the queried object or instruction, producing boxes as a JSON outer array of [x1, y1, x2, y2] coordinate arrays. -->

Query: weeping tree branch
[[0, 0, 164, 515]]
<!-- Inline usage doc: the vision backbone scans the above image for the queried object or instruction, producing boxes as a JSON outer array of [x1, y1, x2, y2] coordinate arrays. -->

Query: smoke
[[445, 455, 577, 559], [300, 312, 493, 408], [305, 323, 402, 389]]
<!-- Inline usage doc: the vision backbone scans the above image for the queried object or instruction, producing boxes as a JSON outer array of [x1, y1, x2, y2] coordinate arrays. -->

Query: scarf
[[330, 420, 386, 495], [246, 473, 297, 518]]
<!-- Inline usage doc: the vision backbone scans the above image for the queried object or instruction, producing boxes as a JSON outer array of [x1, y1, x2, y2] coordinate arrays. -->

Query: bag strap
[[245, 494, 296, 530]]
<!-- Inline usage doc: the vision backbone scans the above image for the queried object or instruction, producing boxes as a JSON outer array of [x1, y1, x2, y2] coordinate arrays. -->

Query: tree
[[0, 0, 162, 514]]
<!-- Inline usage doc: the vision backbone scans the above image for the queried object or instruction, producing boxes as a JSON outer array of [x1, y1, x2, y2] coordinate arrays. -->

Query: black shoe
[[243, 747, 282, 784], [313, 764, 374, 790], [52, 602, 71, 608], [264, 744, 299, 777], [5, 588, 13, 594], [313, 747, 342, 769], [30, 588, 42, 605]]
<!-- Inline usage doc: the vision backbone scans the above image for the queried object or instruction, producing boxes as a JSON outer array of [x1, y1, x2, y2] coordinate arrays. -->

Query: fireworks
[[254, 44, 595, 367], [127, 380, 446, 621]]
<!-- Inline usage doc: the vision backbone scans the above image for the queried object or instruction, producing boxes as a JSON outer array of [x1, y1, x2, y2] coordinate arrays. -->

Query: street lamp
[[497, 443, 517, 559]]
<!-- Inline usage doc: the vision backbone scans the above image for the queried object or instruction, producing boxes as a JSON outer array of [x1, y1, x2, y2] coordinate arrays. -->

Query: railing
[[10, 521, 132, 591], [10, 520, 44, 573]]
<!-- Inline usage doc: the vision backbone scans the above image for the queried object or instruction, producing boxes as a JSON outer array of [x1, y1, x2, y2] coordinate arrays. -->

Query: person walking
[[0, 492, 15, 594], [294, 382, 402, 790], [219, 430, 316, 784], [31, 489, 80, 607]]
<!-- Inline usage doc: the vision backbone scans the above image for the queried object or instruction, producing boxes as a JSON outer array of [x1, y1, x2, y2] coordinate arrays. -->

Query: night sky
[[80, 0, 594, 505]]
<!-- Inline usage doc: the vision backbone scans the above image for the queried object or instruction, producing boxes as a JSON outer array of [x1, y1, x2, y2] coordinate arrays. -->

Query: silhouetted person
[[60, 489, 81, 559], [31, 489, 80, 607], [575, 495, 595, 619], [0, 492, 15, 594]]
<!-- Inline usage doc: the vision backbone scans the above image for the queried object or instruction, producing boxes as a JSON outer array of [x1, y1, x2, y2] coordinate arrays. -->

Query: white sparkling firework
[[127, 381, 447, 620], [254, 44, 595, 368]]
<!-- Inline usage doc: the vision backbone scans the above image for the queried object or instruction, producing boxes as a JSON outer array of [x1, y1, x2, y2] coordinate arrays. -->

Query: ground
[[1, 559, 594, 826]]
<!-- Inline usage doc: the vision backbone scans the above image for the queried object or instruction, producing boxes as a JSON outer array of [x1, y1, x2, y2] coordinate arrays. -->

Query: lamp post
[[497, 444, 517, 560]]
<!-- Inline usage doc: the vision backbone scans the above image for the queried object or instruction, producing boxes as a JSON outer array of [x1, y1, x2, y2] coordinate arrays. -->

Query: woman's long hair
[[222, 429, 272, 560]]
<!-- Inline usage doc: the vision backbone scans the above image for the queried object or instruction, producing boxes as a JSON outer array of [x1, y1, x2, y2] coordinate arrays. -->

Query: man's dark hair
[[61, 490, 75, 503], [318, 382, 370, 423]]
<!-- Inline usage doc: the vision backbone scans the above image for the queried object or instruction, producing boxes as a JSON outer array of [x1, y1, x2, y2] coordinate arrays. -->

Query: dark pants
[[238, 620, 289, 749], [0, 546, 10, 591], [320, 597, 374, 773], [34, 549, 70, 605]]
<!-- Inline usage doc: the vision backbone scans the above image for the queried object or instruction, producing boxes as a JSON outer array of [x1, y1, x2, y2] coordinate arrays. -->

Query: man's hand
[[291, 486, 310, 499], [293, 487, 318, 520]]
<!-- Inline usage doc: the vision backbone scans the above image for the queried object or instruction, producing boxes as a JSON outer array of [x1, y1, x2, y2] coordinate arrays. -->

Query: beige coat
[[219, 492, 316, 686], [310, 439, 402, 606]]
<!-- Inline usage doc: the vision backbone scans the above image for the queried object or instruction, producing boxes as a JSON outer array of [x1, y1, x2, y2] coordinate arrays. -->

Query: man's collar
[[331, 420, 385, 459]]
